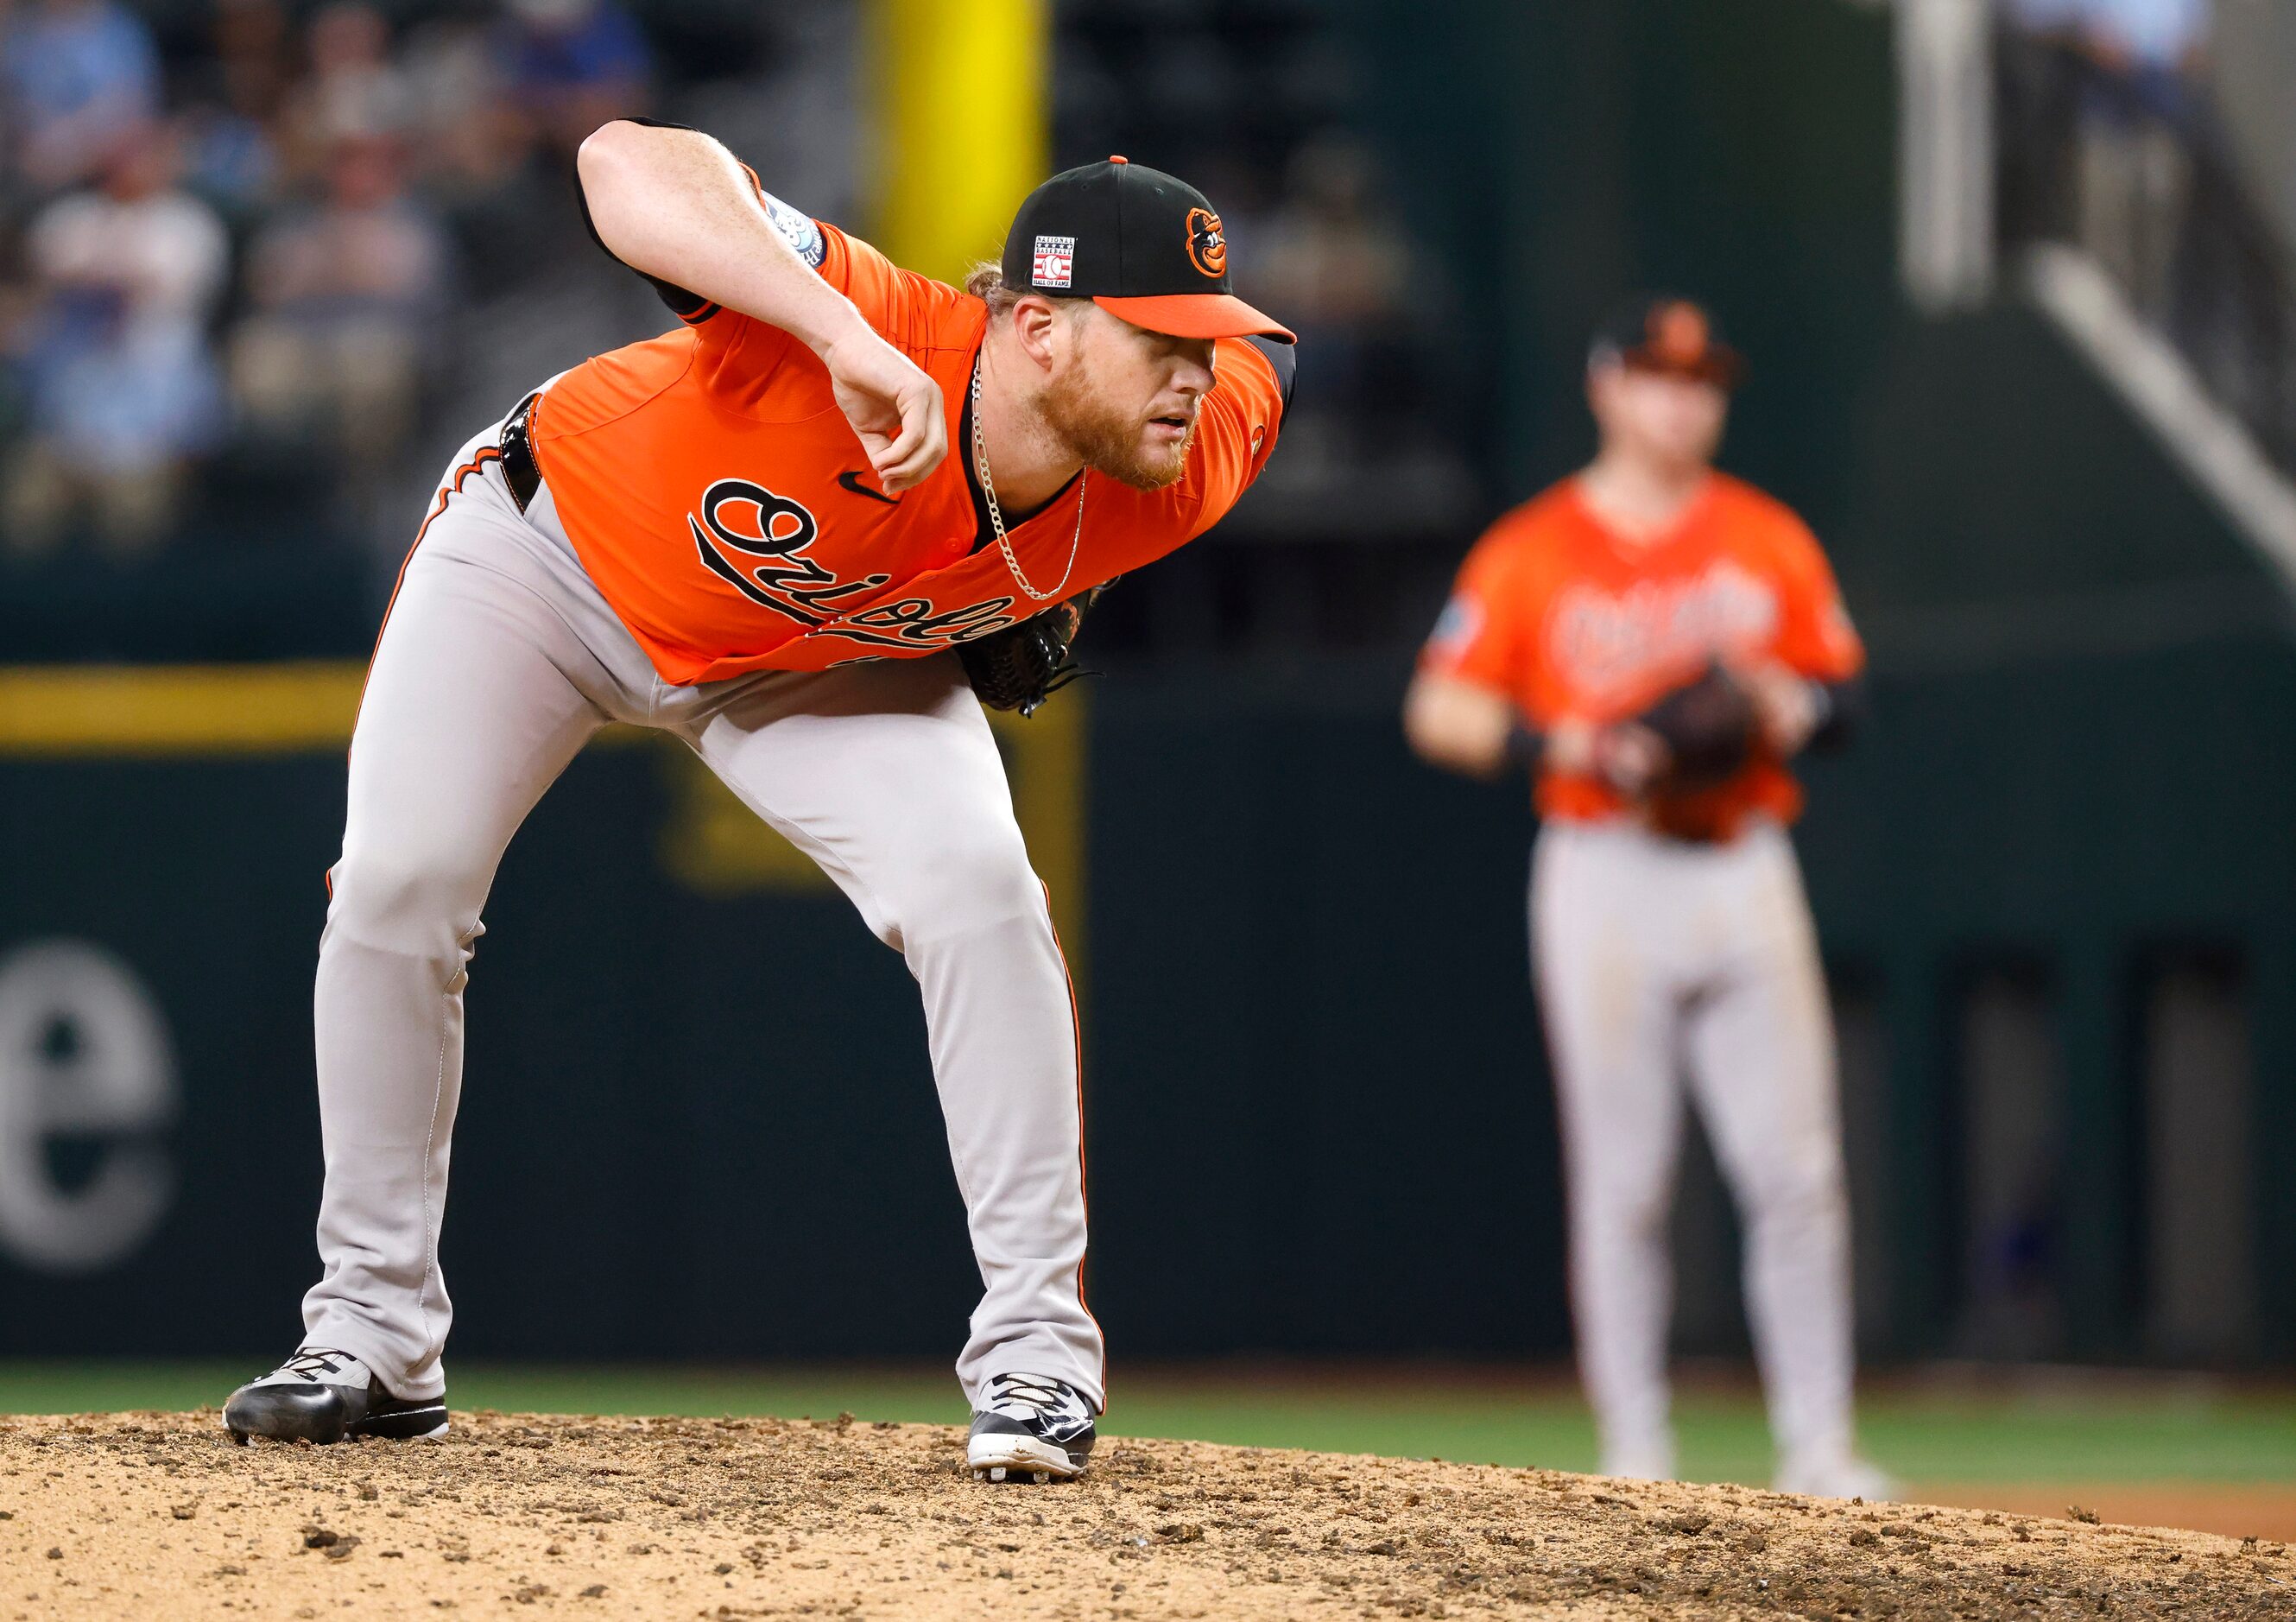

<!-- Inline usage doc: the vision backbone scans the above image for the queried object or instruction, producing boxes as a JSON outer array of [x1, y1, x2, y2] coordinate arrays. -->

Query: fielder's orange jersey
[[529, 220, 1287, 685], [1421, 472, 1863, 835]]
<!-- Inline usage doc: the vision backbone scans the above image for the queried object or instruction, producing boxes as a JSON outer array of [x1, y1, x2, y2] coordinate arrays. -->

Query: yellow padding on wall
[[866, 0, 1047, 284], [0, 662, 367, 756]]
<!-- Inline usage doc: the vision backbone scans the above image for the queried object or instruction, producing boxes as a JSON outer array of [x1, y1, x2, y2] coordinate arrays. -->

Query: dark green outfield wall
[[0, 710, 1569, 1367], [2, 647, 2292, 1365]]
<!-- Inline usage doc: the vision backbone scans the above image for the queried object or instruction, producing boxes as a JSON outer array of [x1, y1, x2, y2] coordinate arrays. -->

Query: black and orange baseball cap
[[1590, 295, 1744, 386], [1001, 156, 1294, 343]]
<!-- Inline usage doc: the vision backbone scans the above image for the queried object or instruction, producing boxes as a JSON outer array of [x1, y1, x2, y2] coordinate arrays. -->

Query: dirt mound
[[0, 1410, 2287, 1619]]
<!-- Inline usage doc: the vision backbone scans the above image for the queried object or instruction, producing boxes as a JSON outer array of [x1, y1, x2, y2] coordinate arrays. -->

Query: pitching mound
[[1, 1411, 2287, 1619]]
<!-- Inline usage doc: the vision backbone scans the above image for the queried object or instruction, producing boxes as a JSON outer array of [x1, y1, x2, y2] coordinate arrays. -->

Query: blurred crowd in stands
[[1057, 0, 1471, 539], [0, 0, 659, 565], [0, 0, 1476, 661], [2000, 0, 2214, 321], [1051, 0, 1477, 654], [1997, 0, 2296, 480]]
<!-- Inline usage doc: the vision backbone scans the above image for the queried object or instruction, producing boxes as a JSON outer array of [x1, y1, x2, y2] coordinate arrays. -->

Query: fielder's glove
[[958, 582, 1110, 718], [1636, 661, 1759, 792]]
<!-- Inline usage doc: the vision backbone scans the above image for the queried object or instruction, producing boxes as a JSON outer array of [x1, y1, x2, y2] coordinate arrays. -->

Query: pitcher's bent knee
[[324, 843, 492, 962], [869, 823, 1047, 949]]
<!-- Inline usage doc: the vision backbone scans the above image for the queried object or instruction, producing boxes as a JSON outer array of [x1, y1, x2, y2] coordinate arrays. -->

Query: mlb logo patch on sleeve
[[1032, 235, 1077, 289]]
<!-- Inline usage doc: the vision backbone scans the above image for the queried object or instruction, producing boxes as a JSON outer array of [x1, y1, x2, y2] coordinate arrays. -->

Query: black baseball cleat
[[967, 1372, 1096, 1483], [222, 1347, 448, 1446]]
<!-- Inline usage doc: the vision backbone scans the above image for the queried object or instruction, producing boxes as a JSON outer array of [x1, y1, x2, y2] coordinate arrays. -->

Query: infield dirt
[[0, 1410, 2287, 1619]]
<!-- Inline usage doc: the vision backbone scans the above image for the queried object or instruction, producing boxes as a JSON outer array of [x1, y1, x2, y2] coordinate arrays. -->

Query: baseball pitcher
[[1403, 298, 1888, 1499], [222, 124, 1294, 1486]]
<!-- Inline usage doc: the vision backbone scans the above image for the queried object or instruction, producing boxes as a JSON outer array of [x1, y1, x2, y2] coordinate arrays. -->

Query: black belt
[[500, 391, 542, 513]]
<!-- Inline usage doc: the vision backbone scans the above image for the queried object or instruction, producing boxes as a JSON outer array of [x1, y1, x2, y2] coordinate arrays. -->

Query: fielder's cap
[[1001, 155, 1294, 343], [1589, 295, 1744, 387]]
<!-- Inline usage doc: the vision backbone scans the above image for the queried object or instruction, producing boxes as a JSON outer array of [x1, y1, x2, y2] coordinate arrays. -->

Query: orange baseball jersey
[[528, 216, 1287, 686], [1422, 472, 1863, 833]]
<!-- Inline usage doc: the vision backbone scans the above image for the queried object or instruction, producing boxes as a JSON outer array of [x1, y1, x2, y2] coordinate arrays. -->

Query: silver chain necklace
[[971, 354, 1085, 603]]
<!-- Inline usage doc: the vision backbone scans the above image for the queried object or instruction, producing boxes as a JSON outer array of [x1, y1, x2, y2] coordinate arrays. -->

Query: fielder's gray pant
[[299, 421, 1103, 1410], [1533, 817, 1856, 1480]]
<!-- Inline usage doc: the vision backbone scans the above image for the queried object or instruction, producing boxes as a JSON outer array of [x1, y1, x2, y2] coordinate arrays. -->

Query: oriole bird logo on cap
[[1186, 206, 1226, 278], [1650, 301, 1712, 366]]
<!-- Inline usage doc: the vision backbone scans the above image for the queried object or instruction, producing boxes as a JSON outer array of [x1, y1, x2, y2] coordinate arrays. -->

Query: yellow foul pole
[[867, 0, 1049, 284]]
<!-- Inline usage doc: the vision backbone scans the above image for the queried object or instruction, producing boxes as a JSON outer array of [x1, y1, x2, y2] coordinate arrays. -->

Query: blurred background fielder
[[1406, 298, 1883, 1497]]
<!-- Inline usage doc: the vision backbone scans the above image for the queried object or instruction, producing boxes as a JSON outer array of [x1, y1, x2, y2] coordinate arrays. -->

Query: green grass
[[1, 1362, 2288, 1487]]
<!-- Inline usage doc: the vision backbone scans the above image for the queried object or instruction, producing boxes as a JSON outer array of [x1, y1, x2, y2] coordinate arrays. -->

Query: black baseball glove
[[1636, 661, 1759, 791], [957, 582, 1110, 718]]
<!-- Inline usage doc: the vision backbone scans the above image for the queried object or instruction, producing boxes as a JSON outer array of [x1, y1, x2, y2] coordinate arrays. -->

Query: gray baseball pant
[[1533, 816, 1856, 1481], [297, 420, 1103, 1410]]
